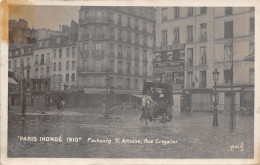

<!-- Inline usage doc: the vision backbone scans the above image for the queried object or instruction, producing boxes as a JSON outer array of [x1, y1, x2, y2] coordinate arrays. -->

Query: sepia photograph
[[1, 0, 259, 164]]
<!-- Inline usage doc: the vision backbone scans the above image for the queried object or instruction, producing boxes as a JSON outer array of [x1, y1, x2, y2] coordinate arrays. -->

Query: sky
[[9, 5, 80, 31]]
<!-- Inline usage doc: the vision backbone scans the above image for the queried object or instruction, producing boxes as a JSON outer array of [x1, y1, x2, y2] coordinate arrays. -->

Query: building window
[[118, 29, 123, 41], [66, 47, 70, 57], [66, 74, 69, 82], [143, 35, 147, 46], [54, 49, 56, 59], [199, 71, 206, 88], [59, 49, 62, 58], [162, 8, 168, 21], [35, 68, 38, 78], [135, 19, 138, 29], [200, 23, 207, 41], [118, 14, 122, 25], [187, 72, 193, 88], [224, 44, 232, 60], [83, 59, 87, 68], [250, 17, 255, 35], [200, 7, 207, 14], [135, 63, 139, 74], [186, 25, 193, 43], [35, 55, 39, 64], [46, 53, 50, 63], [127, 17, 131, 27], [249, 69, 254, 84], [40, 54, 44, 64], [66, 61, 69, 70], [134, 79, 138, 89], [41, 67, 44, 78], [72, 61, 75, 70], [135, 33, 139, 44], [14, 60, 17, 68], [58, 62, 62, 71], [53, 62, 56, 71], [200, 47, 207, 65], [117, 77, 122, 86], [187, 7, 193, 16], [249, 42, 254, 55], [143, 64, 147, 75], [174, 7, 180, 19], [225, 7, 232, 15], [173, 28, 179, 44], [71, 73, 75, 82], [187, 48, 193, 66], [224, 70, 231, 84], [84, 43, 87, 50], [110, 60, 114, 69], [27, 58, 30, 66], [46, 66, 50, 77], [8, 61, 11, 69], [127, 31, 131, 42], [127, 62, 131, 74], [118, 61, 122, 73], [72, 47, 75, 57], [224, 21, 233, 38], [161, 30, 167, 45], [109, 11, 114, 23], [143, 21, 147, 32], [126, 78, 131, 89]]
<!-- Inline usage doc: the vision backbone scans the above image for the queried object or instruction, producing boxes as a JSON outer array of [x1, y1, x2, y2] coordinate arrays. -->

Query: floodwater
[[8, 107, 254, 158]]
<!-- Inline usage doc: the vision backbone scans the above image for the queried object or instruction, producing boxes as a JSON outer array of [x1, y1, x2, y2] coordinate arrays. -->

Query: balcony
[[186, 37, 194, 44], [109, 35, 115, 40], [118, 37, 123, 41], [92, 49, 105, 58], [79, 16, 109, 24], [109, 51, 115, 59], [126, 23, 131, 28], [199, 35, 207, 42], [117, 52, 123, 60], [80, 50, 89, 57], [143, 58, 148, 64], [92, 33, 105, 40], [81, 34, 89, 40], [117, 20, 123, 26], [78, 66, 113, 73]]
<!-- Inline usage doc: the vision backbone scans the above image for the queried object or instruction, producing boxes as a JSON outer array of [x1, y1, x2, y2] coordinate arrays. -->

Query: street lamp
[[104, 75, 110, 118], [212, 68, 220, 126]]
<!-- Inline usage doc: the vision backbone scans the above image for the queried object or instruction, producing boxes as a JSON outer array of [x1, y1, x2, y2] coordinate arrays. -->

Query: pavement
[[8, 105, 254, 158]]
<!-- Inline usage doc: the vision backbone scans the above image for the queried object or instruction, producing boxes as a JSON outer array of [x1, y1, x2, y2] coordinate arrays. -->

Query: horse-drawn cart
[[142, 82, 174, 122]]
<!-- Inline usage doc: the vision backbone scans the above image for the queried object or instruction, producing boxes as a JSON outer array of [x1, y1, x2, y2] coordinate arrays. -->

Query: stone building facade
[[77, 7, 156, 94]]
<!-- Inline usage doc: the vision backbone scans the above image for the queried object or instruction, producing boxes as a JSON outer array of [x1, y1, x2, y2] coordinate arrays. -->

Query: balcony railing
[[92, 33, 105, 40], [186, 37, 194, 44], [109, 35, 115, 40], [78, 66, 113, 73], [81, 34, 89, 40], [92, 49, 105, 57], [199, 35, 207, 42], [79, 16, 109, 24], [80, 50, 89, 57]]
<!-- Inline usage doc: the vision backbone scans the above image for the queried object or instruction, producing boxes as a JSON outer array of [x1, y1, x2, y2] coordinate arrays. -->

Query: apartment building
[[214, 7, 255, 112], [155, 7, 215, 111], [52, 39, 77, 91], [77, 7, 156, 94]]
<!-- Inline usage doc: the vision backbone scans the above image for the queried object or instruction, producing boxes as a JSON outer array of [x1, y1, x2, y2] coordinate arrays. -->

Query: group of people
[[140, 88, 160, 124], [56, 96, 65, 112]]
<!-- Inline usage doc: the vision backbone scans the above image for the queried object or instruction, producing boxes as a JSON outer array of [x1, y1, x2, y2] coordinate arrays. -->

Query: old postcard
[[0, 0, 259, 164]]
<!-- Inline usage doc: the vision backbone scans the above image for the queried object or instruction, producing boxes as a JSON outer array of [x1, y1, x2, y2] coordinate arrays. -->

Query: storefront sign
[[155, 44, 185, 52]]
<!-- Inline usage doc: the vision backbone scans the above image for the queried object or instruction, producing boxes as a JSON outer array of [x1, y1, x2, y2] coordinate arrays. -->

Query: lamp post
[[104, 75, 110, 118], [212, 68, 220, 126]]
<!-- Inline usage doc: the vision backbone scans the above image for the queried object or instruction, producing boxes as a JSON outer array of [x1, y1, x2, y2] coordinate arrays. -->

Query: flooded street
[[8, 107, 254, 158]]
